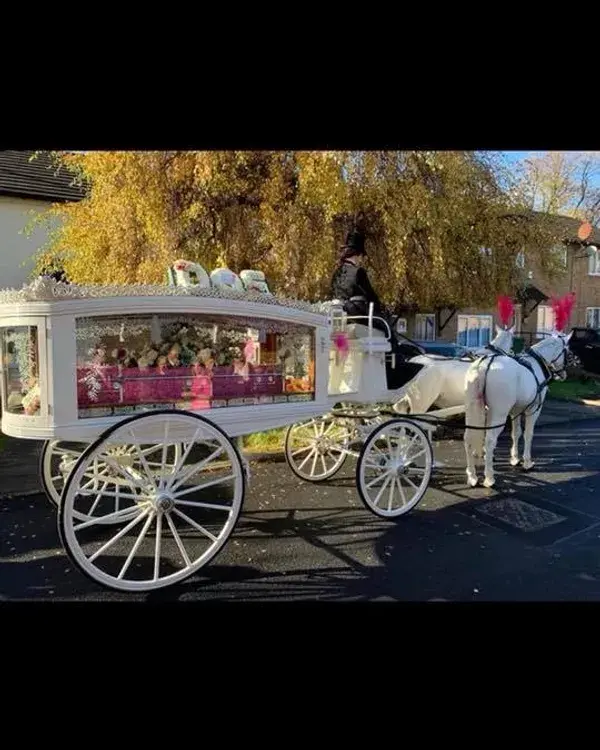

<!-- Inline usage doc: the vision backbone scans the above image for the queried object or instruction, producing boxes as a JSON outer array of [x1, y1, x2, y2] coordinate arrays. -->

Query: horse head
[[491, 324, 515, 354], [532, 330, 571, 381]]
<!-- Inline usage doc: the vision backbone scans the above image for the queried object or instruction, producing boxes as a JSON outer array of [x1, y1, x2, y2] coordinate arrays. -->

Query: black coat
[[329, 260, 382, 310]]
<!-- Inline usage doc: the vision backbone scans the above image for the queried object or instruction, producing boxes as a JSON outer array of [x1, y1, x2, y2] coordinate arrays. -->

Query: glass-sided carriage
[[0, 278, 435, 592]]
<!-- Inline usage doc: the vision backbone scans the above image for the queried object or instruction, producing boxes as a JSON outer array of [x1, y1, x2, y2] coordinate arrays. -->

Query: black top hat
[[342, 229, 366, 256]]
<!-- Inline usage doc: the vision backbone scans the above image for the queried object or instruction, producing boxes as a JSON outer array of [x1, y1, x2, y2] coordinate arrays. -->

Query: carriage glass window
[[74, 313, 316, 418], [1, 325, 41, 416]]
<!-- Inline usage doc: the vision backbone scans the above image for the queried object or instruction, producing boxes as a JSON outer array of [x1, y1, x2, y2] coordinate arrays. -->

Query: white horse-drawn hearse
[[0, 259, 571, 592]]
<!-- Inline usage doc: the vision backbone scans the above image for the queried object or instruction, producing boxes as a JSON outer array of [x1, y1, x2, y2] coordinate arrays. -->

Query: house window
[[589, 247, 600, 276], [552, 244, 567, 268], [587, 307, 600, 329], [516, 250, 525, 269], [536, 305, 554, 338], [415, 313, 436, 341], [457, 315, 493, 348]]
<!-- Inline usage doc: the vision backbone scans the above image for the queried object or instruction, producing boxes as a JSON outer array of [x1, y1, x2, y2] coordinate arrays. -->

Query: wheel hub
[[154, 492, 175, 512]]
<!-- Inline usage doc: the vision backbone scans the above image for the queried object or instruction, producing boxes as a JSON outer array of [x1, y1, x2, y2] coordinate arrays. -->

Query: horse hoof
[[510, 457, 520, 467], [467, 476, 479, 488], [483, 478, 495, 488], [522, 460, 535, 471]]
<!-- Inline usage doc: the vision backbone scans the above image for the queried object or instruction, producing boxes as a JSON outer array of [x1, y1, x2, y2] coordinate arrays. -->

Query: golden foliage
[[32, 150, 566, 310]]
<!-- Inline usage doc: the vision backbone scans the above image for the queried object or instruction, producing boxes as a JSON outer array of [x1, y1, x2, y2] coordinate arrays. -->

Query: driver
[[330, 228, 414, 356]]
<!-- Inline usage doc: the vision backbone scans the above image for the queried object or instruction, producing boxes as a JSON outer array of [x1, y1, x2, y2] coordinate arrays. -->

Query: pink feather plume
[[497, 295, 514, 328], [551, 293, 575, 332], [333, 332, 350, 356]]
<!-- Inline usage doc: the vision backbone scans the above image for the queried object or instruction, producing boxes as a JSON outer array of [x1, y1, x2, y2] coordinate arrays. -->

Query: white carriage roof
[[0, 277, 331, 318]]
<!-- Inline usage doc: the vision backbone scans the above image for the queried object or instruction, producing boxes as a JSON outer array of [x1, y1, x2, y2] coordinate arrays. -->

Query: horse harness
[[475, 339, 568, 422]]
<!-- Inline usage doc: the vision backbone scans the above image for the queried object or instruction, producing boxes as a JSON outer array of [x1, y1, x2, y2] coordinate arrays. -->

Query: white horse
[[463, 331, 571, 488], [393, 325, 515, 415]]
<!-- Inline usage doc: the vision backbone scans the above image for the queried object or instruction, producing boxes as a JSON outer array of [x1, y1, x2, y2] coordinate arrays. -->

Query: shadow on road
[[2, 420, 600, 602]]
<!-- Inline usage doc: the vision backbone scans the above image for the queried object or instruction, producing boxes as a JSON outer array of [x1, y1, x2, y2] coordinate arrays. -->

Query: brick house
[[398, 213, 600, 348], [0, 150, 84, 288]]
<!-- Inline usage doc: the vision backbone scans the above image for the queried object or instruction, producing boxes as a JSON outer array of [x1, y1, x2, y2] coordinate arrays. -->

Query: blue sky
[[500, 150, 600, 188]]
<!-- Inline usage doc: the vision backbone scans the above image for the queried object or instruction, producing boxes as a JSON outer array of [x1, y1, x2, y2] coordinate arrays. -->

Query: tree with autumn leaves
[[31, 150, 569, 313]]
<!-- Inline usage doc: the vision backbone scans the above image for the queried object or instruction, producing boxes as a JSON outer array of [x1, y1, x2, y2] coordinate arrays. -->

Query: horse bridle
[[524, 336, 570, 383]]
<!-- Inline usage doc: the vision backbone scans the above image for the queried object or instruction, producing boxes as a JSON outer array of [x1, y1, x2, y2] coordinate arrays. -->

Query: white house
[[0, 151, 84, 288]]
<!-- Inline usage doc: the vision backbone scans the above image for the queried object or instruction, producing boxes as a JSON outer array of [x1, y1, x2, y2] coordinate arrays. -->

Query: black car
[[414, 340, 474, 359], [568, 327, 600, 374]]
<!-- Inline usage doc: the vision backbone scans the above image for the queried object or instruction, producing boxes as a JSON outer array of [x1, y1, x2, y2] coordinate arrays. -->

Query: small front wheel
[[356, 418, 433, 518], [284, 416, 352, 482]]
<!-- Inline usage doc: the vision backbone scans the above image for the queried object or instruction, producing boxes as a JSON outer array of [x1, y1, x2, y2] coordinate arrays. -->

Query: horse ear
[[495, 324, 501, 334], [509, 325, 515, 334]]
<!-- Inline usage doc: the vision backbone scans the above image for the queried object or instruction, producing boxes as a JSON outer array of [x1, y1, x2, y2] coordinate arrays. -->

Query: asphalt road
[[2, 419, 600, 602]]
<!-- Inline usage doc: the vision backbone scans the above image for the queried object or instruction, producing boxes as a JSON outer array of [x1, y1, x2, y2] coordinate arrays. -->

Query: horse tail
[[464, 359, 488, 457]]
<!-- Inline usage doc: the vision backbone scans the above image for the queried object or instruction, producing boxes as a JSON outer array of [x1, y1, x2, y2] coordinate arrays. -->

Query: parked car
[[568, 327, 600, 375], [414, 340, 474, 359]]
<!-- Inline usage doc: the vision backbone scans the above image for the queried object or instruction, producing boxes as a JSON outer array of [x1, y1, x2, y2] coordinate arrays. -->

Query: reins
[[393, 342, 568, 432]]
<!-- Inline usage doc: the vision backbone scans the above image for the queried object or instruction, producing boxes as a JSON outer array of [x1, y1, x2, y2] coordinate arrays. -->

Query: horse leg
[[464, 428, 480, 487], [510, 414, 522, 466], [522, 409, 541, 471], [483, 422, 506, 488]]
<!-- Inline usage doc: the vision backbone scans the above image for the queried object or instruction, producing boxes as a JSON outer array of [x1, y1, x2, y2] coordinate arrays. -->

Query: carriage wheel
[[39, 439, 89, 508], [356, 418, 433, 518], [284, 415, 353, 482], [58, 410, 245, 592], [40, 439, 182, 525]]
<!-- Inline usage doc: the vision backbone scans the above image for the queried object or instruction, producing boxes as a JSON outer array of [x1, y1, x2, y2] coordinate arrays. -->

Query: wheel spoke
[[54, 448, 83, 459], [363, 460, 386, 471], [174, 499, 231, 512], [87, 509, 150, 562], [310, 450, 319, 476], [74, 504, 145, 532], [165, 512, 192, 568], [78, 488, 141, 501], [373, 474, 393, 506], [405, 448, 426, 463], [170, 446, 225, 491], [172, 507, 218, 543], [87, 481, 110, 517], [394, 426, 407, 459], [173, 473, 236, 498], [167, 428, 206, 481], [400, 473, 420, 493], [291, 445, 312, 457], [127, 432, 156, 483], [159, 425, 171, 490], [153, 511, 163, 581], [396, 475, 408, 506], [365, 471, 389, 489], [117, 512, 155, 580], [297, 447, 317, 472], [101, 455, 147, 490], [387, 476, 395, 512], [319, 454, 328, 475]]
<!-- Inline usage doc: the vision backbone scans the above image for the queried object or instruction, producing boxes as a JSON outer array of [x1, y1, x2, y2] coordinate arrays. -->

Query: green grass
[[242, 428, 286, 453], [548, 377, 600, 401]]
